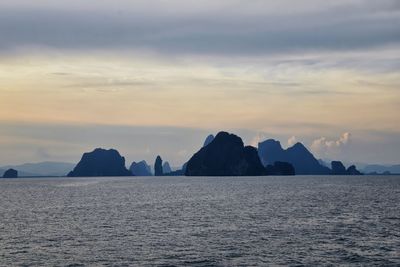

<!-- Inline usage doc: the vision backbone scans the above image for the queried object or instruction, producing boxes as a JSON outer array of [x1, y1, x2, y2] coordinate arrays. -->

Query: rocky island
[[2, 168, 18, 178], [67, 148, 131, 177], [331, 161, 362, 175], [258, 139, 331, 175], [130, 160, 152, 176], [33, 132, 366, 178], [185, 131, 268, 176]]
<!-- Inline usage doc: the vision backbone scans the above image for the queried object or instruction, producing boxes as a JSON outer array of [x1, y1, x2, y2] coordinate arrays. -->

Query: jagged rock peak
[[154, 155, 163, 176]]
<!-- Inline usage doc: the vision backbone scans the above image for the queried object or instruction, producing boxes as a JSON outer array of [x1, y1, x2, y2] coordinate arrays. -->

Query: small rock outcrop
[[185, 131, 266, 176], [331, 161, 363, 175], [67, 148, 131, 177], [154, 156, 163, 176], [346, 165, 362, 175], [3, 168, 18, 178], [129, 160, 152, 176], [331, 161, 347, 175], [265, 162, 295, 176]]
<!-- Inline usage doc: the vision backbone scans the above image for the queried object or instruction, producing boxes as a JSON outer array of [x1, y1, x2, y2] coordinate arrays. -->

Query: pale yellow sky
[[1, 52, 399, 135]]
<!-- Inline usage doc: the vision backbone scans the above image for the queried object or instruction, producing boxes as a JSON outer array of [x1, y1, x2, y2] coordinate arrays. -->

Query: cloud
[[311, 132, 351, 158], [0, 1, 399, 56]]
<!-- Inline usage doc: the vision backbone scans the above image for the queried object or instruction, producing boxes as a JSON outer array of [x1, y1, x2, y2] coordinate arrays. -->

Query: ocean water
[[0, 176, 399, 266]]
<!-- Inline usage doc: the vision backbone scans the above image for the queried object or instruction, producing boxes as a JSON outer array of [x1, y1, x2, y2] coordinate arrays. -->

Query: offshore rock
[[2, 168, 18, 178], [186, 131, 265, 176], [68, 148, 131, 177]]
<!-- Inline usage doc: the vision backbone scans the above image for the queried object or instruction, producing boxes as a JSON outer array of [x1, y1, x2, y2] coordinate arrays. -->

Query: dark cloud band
[[0, 1, 399, 56]]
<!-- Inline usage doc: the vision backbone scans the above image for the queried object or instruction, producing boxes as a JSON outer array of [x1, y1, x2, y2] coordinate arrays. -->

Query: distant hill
[[258, 139, 330, 175], [1, 162, 75, 177], [361, 164, 400, 174]]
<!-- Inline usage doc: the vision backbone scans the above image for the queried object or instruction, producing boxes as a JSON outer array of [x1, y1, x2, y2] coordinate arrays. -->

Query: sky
[[0, 0, 399, 167]]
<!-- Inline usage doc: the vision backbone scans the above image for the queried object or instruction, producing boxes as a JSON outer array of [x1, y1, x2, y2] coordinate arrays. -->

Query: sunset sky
[[1, 0, 399, 167]]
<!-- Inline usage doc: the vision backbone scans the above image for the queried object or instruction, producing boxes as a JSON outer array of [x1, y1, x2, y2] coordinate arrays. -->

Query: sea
[[0, 176, 399, 266]]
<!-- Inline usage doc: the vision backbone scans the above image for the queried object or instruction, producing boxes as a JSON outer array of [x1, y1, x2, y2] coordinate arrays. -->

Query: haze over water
[[1, 175, 399, 266]]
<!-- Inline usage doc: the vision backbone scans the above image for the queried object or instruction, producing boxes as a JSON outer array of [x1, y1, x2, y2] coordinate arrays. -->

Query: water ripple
[[0, 176, 399, 266]]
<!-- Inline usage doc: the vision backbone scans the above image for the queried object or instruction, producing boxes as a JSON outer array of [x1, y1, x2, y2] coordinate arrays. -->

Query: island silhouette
[[67, 148, 131, 177], [57, 131, 362, 177], [0, 131, 366, 178]]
